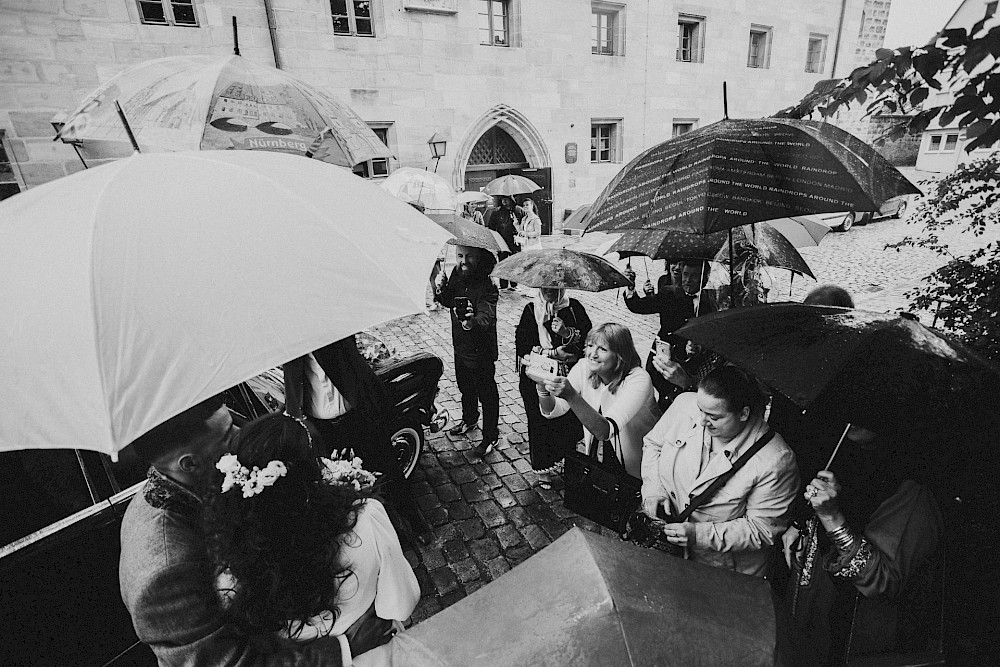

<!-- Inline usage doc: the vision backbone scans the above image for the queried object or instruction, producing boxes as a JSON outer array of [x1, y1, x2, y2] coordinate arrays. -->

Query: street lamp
[[427, 133, 446, 173]]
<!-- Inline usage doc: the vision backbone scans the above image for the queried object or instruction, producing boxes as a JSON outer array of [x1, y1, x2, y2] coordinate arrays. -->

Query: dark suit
[[624, 286, 719, 410]]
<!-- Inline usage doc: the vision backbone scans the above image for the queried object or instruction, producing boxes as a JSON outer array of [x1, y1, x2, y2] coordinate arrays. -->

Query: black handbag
[[563, 420, 641, 534]]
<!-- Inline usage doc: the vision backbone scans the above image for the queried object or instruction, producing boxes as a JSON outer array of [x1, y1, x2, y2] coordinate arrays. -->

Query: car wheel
[[892, 200, 908, 219], [834, 212, 856, 232], [390, 418, 424, 479]]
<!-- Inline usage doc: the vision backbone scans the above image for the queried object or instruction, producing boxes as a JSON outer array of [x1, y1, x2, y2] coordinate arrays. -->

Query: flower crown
[[217, 453, 287, 499], [320, 449, 379, 491]]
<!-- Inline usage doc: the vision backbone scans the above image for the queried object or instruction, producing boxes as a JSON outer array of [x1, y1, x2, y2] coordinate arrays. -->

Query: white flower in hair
[[216, 454, 287, 498], [320, 449, 379, 491]]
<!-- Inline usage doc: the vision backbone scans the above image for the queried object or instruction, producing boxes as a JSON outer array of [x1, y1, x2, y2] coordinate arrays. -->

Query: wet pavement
[[372, 181, 1000, 623]]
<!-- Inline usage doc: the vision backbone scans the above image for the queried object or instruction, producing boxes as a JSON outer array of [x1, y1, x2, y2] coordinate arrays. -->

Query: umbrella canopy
[[0, 151, 452, 458], [492, 249, 633, 291], [607, 224, 815, 278], [456, 190, 493, 205], [430, 213, 508, 253], [583, 118, 921, 235], [387, 528, 779, 666], [561, 204, 592, 233], [763, 215, 831, 248], [483, 174, 541, 196], [675, 304, 1000, 431], [55, 55, 391, 167], [381, 167, 458, 213]]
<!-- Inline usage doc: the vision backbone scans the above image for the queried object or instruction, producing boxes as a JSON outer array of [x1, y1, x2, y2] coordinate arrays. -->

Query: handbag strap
[[675, 429, 774, 523]]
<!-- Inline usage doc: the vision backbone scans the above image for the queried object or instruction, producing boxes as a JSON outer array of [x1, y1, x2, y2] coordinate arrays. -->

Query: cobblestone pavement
[[370, 173, 1000, 624]]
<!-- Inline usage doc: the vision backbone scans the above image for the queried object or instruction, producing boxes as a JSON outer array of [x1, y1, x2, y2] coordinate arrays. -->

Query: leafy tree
[[776, 17, 1000, 361]]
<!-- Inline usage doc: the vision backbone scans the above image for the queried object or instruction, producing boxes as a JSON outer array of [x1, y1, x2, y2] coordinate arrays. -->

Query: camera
[[453, 296, 472, 319]]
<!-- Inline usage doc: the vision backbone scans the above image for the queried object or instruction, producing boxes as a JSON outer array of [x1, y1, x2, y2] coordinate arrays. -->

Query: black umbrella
[[491, 249, 632, 291], [607, 223, 815, 279], [674, 304, 1000, 433], [582, 118, 920, 235], [386, 528, 780, 666]]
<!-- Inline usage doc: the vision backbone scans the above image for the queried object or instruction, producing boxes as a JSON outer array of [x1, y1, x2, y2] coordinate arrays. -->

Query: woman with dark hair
[[203, 412, 419, 659], [515, 287, 592, 488], [535, 322, 660, 478], [640, 365, 799, 577]]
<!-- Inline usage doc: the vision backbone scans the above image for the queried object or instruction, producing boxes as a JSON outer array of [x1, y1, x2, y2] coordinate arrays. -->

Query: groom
[[120, 396, 387, 665]]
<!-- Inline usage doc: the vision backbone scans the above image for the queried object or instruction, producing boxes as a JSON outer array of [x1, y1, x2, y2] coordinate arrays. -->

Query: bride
[[203, 411, 420, 664]]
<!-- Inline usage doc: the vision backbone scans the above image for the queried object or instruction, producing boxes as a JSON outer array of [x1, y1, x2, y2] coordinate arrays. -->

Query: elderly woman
[[535, 323, 660, 478], [515, 287, 592, 488], [640, 366, 799, 577]]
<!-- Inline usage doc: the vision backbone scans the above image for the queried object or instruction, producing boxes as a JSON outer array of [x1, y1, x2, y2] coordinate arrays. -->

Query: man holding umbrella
[[435, 245, 501, 457], [623, 259, 719, 411], [488, 196, 520, 290]]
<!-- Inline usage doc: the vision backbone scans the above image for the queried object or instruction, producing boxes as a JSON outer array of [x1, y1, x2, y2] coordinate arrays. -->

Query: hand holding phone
[[653, 338, 671, 361], [453, 296, 473, 320]]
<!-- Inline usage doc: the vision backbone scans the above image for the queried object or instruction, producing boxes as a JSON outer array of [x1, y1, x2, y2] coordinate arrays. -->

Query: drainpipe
[[830, 0, 849, 77], [262, 0, 282, 69]]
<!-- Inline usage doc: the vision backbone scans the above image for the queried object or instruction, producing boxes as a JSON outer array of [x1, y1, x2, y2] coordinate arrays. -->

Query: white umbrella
[[0, 151, 452, 458], [380, 167, 457, 212], [483, 174, 541, 196], [456, 191, 492, 205]]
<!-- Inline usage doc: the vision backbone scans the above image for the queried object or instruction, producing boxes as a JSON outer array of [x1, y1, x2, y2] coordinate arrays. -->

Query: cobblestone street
[[372, 182, 1000, 624]]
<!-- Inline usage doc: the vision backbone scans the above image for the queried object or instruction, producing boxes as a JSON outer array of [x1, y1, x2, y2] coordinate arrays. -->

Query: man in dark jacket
[[435, 244, 500, 457], [623, 259, 719, 411], [488, 196, 519, 289]]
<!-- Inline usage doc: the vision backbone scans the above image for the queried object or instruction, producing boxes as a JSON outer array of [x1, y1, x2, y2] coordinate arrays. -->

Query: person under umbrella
[[623, 259, 720, 411], [515, 288, 592, 489], [515, 197, 543, 250], [434, 245, 501, 458], [489, 196, 520, 290]]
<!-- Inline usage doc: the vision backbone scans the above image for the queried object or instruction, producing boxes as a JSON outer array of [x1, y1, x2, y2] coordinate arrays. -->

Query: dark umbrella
[[674, 304, 1000, 432], [386, 528, 780, 666], [429, 212, 508, 254], [607, 223, 815, 279], [560, 203, 591, 233], [582, 118, 920, 235], [491, 249, 632, 291]]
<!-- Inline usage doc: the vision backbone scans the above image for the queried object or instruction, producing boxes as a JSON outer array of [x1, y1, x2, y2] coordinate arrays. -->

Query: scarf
[[533, 289, 570, 349]]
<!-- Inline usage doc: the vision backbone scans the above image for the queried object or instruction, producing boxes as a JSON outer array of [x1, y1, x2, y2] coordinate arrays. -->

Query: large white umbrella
[[380, 167, 457, 212], [55, 55, 391, 167], [0, 151, 452, 458]]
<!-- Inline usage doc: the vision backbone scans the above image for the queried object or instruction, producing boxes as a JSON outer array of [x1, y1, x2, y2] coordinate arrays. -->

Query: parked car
[[0, 335, 444, 666], [819, 195, 911, 232]]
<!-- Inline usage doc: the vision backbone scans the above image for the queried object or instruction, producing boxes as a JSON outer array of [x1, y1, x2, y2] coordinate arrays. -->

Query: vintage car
[[819, 195, 911, 232]]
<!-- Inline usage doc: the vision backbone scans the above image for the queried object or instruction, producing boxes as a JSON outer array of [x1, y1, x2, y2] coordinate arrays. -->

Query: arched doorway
[[457, 106, 552, 234]]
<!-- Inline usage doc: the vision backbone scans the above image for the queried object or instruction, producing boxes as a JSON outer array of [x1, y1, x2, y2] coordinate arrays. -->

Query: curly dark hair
[[203, 412, 367, 639]]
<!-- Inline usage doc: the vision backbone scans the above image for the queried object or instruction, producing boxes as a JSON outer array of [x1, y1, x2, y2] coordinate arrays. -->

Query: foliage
[[774, 18, 1000, 151], [887, 154, 1000, 362], [776, 17, 1000, 362]]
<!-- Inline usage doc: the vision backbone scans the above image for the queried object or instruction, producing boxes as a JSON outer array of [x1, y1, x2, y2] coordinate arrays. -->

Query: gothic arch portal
[[450, 104, 551, 191]]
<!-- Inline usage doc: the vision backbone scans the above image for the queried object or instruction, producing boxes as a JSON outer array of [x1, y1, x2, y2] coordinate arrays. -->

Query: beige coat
[[641, 393, 799, 577]]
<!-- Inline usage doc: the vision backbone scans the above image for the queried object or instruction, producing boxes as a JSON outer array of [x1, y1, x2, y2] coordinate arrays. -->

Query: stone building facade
[[1, 0, 866, 228]]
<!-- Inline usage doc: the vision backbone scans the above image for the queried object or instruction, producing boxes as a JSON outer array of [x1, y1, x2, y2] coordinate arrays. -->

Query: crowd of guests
[[117, 227, 945, 666]]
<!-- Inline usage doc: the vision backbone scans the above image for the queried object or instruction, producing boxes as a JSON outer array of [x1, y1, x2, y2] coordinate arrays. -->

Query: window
[[0, 131, 24, 202], [677, 15, 705, 63], [479, 0, 509, 46], [928, 134, 942, 151], [592, 2, 625, 56], [747, 26, 772, 68], [591, 120, 622, 163], [137, 0, 197, 26], [352, 124, 393, 179], [944, 133, 960, 151], [672, 119, 698, 137], [331, 0, 374, 37], [806, 34, 828, 73], [987, 1, 998, 19]]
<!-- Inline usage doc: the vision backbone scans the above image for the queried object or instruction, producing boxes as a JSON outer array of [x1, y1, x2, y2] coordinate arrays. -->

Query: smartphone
[[653, 338, 671, 360], [453, 296, 472, 318]]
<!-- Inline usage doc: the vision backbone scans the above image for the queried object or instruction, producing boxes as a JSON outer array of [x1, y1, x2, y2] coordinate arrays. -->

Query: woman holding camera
[[535, 323, 660, 479], [515, 288, 592, 489]]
